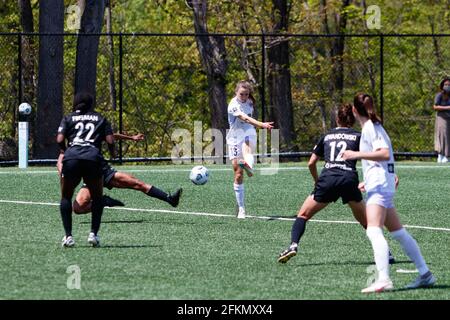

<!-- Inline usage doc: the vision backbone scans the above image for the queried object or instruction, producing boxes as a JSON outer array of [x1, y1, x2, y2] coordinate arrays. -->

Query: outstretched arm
[[342, 148, 390, 161], [237, 114, 274, 130], [113, 133, 144, 141]]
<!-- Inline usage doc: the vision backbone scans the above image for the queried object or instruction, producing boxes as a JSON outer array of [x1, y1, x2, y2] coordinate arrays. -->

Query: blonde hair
[[235, 80, 256, 105]]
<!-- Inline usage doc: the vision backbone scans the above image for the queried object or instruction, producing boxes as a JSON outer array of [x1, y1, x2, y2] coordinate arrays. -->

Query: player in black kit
[[277, 104, 395, 263], [57, 92, 115, 248]]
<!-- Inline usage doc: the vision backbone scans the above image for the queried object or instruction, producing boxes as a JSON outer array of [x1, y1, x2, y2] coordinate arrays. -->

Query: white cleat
[[361, 279, 394, 293], [237, 207, 246, 219], [87, 232, 100, 247], [61, 235, 75, 248]]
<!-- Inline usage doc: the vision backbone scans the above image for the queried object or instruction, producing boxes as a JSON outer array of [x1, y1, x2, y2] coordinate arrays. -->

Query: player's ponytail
[[73, 92, 94, 114], [337, 103, 355, 128], [353, 93, 381, 124]]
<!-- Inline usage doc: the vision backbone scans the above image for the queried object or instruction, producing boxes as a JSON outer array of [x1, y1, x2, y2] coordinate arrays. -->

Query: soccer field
[[0, 162, 449, 300]]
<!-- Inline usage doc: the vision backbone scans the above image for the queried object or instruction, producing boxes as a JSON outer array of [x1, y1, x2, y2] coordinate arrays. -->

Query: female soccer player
[[226, 80, 273, 219], [342, 93, 435, 293], [57, 133, 182, 214], [57, 92, 115, 247], [277, 104, 395, 265]]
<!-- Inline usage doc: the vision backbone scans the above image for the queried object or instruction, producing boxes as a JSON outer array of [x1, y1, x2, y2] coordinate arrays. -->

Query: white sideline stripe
[[0, 164, 450, 174], [1, 199, 449, 232]]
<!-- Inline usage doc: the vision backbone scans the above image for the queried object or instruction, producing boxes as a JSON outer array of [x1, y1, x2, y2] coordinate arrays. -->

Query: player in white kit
[[226, 81, 274, 219], [343, 93, 435, 293]]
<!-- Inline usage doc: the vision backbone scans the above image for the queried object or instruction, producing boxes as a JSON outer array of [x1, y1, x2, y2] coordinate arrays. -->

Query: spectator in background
[[433, 77, 450, 163]]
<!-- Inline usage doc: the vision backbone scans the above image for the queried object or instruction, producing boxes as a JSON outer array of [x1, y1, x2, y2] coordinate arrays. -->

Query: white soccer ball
[[189, 165, 209, 185], [18, 102, 32, 115]]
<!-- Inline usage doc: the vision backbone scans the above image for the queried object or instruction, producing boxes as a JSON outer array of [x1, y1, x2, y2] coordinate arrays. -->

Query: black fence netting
[[0, 33, 449, 164]]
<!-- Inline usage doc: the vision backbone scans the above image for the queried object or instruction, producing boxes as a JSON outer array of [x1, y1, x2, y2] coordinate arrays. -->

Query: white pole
[[18, 121, 29, 169]]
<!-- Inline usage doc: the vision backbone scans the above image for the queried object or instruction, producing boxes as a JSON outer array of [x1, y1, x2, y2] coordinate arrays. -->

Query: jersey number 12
[[329, 141, 347, 162]]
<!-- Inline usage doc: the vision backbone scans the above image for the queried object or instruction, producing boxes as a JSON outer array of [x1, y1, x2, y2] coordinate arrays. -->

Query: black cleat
[[277, 245, 297, 264], [103, 195, 125, 207], [167, 188, 183, 207]]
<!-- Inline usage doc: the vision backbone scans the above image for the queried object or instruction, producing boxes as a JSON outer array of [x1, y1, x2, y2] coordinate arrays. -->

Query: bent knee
[[73, 200, 89, 214]]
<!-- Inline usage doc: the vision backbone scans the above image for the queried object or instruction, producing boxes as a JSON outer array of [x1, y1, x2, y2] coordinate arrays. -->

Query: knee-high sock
[[366, 227, 390, 281], [91, 198, 104, 235], [147, 186, 169, 203], [291, 217, 307, 245], [233, 183, 245, 209], [60, 198, 72, 236], [391, 228, 429, 276]]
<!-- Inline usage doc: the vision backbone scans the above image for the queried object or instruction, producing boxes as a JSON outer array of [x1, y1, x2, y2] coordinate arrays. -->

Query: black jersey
[[312, 127, 361, 173], [58, 110, 113, 162]]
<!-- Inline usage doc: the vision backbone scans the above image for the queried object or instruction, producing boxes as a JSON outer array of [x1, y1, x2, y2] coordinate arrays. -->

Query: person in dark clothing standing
[[57, 92, 115, 247]]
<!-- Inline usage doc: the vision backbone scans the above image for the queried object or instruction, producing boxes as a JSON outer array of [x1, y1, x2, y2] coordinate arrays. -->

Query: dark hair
[[353, 92, 381, 123], [336, 104, 355, 128], [439, 77, 450, 91], [72, 92, 94, 113]]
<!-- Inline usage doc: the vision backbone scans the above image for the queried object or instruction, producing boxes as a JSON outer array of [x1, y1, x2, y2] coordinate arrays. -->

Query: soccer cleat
[[361, 279, 394, 293], [61, 235, 75, 248], [277, 245, 297, 263], [102, 195, 125, 207], [87, 232, 100, 247], [237, 207, 246, 219], [238, 160, 254, 177], [405, 271, 436, 289], [388, 250, 396, 264], [167, 188, 183, 207]]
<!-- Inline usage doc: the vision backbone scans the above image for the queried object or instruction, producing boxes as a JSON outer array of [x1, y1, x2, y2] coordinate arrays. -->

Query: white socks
[[366, 227, 390, 281], [234, 183, 245, 209], [390, 228, 429, 276]]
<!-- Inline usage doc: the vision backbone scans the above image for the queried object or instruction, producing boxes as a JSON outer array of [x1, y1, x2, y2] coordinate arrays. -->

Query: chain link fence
[[0, 33, 449, 164]]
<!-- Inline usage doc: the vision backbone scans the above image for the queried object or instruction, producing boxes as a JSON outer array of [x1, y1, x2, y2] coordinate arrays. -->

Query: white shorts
[[227, 136, 257, 160], [366, 191, 395, 209]]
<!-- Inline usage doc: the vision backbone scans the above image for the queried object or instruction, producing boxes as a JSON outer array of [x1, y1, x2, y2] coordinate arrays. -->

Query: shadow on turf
[[380, 284, 450, 293], [74, 244, 162, 249], [79, 220, 144, 224], [291, 260, 412, 267]]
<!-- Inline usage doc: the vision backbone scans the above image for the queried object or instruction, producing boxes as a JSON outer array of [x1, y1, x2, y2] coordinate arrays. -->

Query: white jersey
[[226, 97, 257, 145], [360, 120, 396, 193]]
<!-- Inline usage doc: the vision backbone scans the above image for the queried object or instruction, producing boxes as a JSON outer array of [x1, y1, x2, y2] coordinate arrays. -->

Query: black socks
[[147, 186, 169, 203], [291, 217, 307, 244], [60, 198, 72, 236]]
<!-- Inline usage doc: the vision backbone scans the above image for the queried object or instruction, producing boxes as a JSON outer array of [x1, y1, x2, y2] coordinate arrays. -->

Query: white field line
[[1, 199, 449, 233], [0, 164, 450, 175]]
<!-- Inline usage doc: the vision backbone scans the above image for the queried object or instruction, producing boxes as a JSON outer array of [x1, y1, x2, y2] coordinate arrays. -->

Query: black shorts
[[101, 160, 117, 189], [62, 159, 102, 181], [312, 172, 362, 204]]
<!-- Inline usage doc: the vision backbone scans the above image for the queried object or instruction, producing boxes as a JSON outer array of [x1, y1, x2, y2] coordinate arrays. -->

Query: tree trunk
[[191, 0, 228, 136], [328, 0, 350, 128], [18, 0, 35, 102], [18, 0, 35, 138], [105, 0, 117, 111], [34, 0, 64, 159], [267, 0, 296, 150], [75, 0, 106, 101]]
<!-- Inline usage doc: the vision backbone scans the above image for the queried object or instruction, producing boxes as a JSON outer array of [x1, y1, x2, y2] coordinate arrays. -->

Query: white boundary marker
[[0, 199, 449, 232]]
